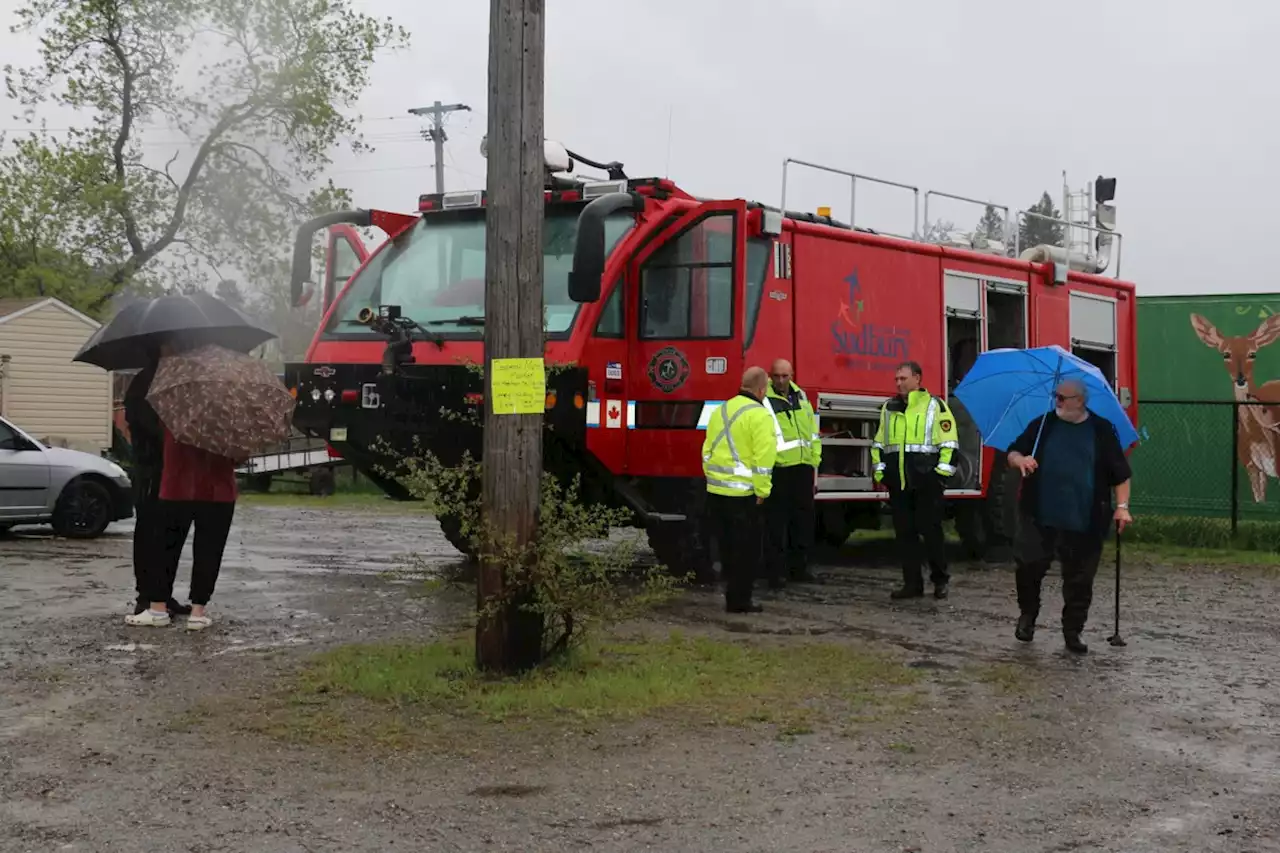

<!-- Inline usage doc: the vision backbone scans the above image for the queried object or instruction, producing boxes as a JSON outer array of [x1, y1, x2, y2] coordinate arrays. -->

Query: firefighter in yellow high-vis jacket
[[764, 358, 821, 587], [871, 360, 958, 601], [701, 366, 777, 614]]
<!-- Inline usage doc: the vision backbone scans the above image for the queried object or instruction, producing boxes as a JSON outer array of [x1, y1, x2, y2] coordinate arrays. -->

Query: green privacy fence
[[1131, 400, 1280, 528]]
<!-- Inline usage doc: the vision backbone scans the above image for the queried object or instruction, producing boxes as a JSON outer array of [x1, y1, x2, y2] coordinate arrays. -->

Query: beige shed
[[0, 297, 112, 453]]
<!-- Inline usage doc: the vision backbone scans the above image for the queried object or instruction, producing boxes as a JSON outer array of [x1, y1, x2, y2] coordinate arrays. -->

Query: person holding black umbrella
[[72, 290, 277, 625], [122, 348, 190, 617], [1006, 378, 1133, 654]]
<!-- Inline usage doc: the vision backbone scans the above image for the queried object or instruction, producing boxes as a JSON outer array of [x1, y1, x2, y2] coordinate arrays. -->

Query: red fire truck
[[284, 149, 1136, 577]]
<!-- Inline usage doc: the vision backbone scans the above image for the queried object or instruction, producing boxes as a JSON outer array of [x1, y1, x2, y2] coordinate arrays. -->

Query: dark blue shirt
[[1036, 417, 1096, 532]]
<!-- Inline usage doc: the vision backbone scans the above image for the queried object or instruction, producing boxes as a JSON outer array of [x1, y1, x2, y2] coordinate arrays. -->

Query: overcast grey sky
[[2, 0, 1277, 296]]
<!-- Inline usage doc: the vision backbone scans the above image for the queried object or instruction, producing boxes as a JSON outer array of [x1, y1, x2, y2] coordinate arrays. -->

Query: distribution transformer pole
[[408, 100, 471, 194], [476, 0, 547, 672]]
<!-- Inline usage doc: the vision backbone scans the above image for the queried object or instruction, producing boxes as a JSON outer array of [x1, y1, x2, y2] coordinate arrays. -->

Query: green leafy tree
[[1017, 191, 1065, 252], [1, 0, 409, 311], [975, 204, 1006, 243]]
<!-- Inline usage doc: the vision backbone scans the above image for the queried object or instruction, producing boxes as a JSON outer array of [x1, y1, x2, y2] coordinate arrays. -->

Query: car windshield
[[325, 207, 633, 337]]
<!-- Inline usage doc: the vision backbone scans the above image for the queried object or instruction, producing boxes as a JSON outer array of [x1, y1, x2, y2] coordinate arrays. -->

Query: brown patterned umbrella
[[147, 344, 294, 462]]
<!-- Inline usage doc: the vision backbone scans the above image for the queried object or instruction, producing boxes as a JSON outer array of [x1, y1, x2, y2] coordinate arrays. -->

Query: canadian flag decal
[[606, 400, 623, 428]]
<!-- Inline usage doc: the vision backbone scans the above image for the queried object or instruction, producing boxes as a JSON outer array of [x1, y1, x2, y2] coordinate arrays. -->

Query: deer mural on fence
[[1191, 313, 1280, 502]]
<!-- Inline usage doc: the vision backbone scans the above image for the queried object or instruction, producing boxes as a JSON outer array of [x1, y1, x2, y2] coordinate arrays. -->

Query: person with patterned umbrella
[[125, 343, 294, 631]]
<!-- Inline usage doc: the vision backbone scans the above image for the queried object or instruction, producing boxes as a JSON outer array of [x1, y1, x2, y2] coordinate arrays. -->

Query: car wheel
[[52, 478, 113, 539]]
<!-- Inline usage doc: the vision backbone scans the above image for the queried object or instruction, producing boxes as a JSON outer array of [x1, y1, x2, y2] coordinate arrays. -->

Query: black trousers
[[764, 465, 815, 581], [887, 475, 949, 590], [1015, 517, 1103, 634], [145, 500, 236, 606], [132, 478, 174, 609], [706, 493, 762, 608]]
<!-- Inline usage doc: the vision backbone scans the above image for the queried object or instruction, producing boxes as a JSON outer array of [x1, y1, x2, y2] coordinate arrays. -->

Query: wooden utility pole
[[407, 100, 471, 194], [477, 0, 546, 673]]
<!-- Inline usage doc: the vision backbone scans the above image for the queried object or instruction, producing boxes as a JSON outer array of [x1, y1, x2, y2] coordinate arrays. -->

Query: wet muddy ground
[[1, 503, 1277, 852]]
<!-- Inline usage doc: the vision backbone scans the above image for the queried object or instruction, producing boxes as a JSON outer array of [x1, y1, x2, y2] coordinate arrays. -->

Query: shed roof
[[0, 297, 101, 329]]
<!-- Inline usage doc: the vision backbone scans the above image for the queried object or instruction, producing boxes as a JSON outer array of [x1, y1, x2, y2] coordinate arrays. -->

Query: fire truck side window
[[594, 281, 623, 338], [743, 238, 772, 345], [639, 212, 735, 340], [330, 235, 362, 285]]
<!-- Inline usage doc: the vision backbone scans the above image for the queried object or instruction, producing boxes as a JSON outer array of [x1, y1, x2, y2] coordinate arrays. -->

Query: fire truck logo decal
[[647, 346, 691, 393], [830, 268, 910, 368], [313, 366, 337, 378]]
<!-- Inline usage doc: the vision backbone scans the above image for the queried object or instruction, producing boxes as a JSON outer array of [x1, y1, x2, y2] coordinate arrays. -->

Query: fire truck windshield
[[324, 207, 633, 338]]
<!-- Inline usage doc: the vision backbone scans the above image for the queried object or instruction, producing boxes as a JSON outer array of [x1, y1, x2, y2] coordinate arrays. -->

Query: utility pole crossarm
[[408, 101, 473, 194]]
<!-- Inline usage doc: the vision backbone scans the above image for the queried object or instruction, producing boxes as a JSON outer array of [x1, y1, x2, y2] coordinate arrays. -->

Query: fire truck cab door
[[623, 199, 748, 475], [322, 225, 368, 315]]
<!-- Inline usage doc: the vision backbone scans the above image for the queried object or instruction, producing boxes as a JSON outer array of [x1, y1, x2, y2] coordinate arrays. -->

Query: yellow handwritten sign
[[490, 357, 546, 415]]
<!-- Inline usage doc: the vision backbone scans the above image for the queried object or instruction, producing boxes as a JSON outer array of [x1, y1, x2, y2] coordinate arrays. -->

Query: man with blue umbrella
[[1006, 378, 1133, 654], [954, 345, 1138, 655]]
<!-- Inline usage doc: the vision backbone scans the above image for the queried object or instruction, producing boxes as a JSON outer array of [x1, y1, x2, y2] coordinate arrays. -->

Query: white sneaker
[[125, 609, 171, 627], [186, 615, 213, 632]]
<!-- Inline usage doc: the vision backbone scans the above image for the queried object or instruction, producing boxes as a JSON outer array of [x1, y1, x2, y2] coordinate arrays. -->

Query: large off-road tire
[[308, 466, 336, 497], [646, 518, 715, 585], [52, 478, 113, 539], [981, 464, 1020, 560], [956, 464, 1020, 561], [438, 512, 477, 561]]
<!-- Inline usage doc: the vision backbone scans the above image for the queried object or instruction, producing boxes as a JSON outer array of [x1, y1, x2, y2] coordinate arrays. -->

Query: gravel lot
[[1, 504, 1277, 852]]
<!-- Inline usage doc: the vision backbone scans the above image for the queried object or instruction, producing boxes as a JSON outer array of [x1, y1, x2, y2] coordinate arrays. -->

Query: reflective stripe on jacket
[[870, 388, 958, 487], [702, 393, 778, 499], [765, 381, 822, 469]]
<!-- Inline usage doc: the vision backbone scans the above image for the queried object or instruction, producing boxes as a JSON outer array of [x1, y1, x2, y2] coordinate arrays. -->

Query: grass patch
[[243, 632, 922, 747], [967, 662, 1041, 696], [1124, 515, 1280, 553]]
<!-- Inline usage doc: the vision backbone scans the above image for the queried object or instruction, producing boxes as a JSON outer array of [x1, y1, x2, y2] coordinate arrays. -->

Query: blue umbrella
[[953, 344, 1139, 454]]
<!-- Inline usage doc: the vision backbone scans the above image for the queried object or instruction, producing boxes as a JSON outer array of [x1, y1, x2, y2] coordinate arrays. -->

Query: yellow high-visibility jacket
[[765, 382, 822, 469], [702, 393, 778, 499], [871, 389, 958, 489]]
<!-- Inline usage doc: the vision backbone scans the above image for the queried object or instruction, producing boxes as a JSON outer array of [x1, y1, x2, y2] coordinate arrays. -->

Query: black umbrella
[[74, 291, 276, 371]]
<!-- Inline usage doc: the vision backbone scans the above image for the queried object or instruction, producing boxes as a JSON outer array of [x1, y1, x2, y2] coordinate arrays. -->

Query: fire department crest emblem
[[647, 346, 690, 393]]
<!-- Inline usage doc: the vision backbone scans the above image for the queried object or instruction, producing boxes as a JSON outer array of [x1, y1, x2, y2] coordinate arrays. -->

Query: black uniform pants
[[765, 465, 815, 581], [706, 493, 762, 608], [145, 500, 236, 606], [1015, 518, 1103, 634], [132, 478, 175, 609], [888, 475, 949, 590]]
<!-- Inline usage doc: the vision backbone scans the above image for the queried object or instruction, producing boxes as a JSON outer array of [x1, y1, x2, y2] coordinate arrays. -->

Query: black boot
[[1063, 631, 1088, 655], [933, 582, 950, 600], [891, 587, 925, 600], [727, 602, 763, 614], [1015, 614, 1036, 642]]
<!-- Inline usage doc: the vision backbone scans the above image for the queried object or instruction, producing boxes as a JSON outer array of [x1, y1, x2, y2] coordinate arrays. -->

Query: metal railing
[[776, 157, 1127, 278], [779, 158, 920, 240]]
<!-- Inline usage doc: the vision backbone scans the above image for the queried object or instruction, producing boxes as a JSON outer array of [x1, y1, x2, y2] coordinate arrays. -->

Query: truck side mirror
[[291, 210, 374, 307], [568, 192, 644, 304]]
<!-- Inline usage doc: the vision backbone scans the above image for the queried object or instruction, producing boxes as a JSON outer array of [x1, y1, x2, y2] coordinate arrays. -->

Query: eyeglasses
[[1055, 393, 1079, 402]]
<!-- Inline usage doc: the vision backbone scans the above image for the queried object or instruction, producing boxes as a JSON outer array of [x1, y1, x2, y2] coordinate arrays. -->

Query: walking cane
[[1107, 520, 1127, 647]]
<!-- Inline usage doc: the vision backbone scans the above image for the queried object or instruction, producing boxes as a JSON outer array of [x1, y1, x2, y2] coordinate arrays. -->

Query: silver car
[[0, 415, 134, 538]]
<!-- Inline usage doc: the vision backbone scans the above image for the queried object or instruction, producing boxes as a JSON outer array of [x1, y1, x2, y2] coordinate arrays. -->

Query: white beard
[[1056, 406, 1089, 424]]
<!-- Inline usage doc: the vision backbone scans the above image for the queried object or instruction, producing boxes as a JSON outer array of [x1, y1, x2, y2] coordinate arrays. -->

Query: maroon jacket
[[159, 429, 238, 503]]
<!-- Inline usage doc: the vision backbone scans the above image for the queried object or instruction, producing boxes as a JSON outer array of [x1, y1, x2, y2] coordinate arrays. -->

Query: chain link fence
[[1132, 401, 1280, 529]]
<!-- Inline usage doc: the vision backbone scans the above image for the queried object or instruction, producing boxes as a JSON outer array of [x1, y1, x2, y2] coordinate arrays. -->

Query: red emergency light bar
[[416, 178, 676, 213]]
